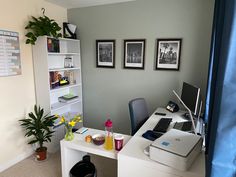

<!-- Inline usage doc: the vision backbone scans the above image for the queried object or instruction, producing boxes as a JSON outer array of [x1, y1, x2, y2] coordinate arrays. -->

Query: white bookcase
[[32, 36, 83, 152]]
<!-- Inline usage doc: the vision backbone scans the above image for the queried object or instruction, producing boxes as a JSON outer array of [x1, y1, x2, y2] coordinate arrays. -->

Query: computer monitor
[[181, 82, 200, 116]]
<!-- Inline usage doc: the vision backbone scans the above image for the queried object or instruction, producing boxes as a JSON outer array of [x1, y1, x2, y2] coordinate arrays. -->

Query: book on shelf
[[58, 94, 78, 103], [50, 71, 73, 89]]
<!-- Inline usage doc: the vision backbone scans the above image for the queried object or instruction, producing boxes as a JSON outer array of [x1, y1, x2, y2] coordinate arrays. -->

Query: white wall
[[68, 0, 215, 134], [0, 0, 67, 172]]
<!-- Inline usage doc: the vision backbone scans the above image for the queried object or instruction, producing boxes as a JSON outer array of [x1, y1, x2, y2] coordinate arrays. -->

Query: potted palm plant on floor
[[19, 105, 57, 161]]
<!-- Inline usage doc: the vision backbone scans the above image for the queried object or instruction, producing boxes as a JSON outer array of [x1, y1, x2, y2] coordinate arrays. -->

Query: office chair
[[129, 98, 149, 136]]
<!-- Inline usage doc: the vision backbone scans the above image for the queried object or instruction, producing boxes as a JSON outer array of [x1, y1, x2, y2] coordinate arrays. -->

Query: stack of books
[[58, 93, 78, 103]]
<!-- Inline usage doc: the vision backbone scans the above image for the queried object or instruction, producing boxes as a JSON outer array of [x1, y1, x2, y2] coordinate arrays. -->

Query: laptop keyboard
[[182, 121, 192, 131], [174, 121, 192, 131]]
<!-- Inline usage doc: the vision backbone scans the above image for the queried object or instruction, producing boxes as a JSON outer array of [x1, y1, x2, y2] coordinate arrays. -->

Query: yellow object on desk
[[104, 136, 113, 150], [85, 135, 92, 143]]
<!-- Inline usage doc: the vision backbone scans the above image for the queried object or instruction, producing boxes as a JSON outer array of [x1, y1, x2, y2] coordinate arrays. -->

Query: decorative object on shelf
[[19, 105, 57, 161], [124, 39, 146, 69], [56, 113, 82, 141], [47, 38, 60, 53], [63, 22, 77, 39], [64, 56, 74, 68], [155, 38, 182, 70], [96, 40, 115, 68], [64, 71, 76, 84], [25, 8, 62, 45], [59, 77, 69, 86]]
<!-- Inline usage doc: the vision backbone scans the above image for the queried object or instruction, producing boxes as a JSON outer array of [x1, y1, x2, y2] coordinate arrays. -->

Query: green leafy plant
[[19, 105, 57, 149], [25, 13, 62, 45]]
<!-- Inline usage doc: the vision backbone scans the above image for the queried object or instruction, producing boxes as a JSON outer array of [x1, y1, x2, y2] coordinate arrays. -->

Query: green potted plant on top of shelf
[[19, 105, 57, 161], [25, 8, 62, 45]]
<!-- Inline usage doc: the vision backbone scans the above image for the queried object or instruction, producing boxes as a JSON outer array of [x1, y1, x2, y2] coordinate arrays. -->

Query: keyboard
[[173, 121, 192, 131], [153, 118, 172, 133]]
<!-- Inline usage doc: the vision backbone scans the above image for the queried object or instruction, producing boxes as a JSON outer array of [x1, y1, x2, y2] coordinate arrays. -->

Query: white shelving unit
[[32, 36, 83, 152]]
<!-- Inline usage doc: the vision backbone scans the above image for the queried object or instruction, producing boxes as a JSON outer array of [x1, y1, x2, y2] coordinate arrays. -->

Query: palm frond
[[19, 105, 56, 148]]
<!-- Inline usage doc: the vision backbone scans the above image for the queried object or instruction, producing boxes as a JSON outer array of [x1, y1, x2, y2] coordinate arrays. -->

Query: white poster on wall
[[0, 29, 21, 77]]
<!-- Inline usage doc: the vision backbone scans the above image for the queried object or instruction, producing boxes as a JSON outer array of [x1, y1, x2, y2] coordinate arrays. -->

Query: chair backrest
[[129, 98, 149, 136]]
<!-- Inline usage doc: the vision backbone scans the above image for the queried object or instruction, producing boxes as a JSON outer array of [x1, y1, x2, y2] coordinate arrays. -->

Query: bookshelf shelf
[[50, 83, 81, 93], [48, 52, 79, 56], [48, 67, 80, 72], [51, 99, 81, 112]]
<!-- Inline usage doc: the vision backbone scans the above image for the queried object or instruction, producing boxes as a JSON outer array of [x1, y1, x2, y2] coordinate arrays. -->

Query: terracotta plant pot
[[35, 147, 47, 161]]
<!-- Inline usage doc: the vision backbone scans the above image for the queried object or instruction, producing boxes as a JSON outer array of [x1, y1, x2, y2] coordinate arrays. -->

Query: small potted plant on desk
[[19, 105, 57, 161]]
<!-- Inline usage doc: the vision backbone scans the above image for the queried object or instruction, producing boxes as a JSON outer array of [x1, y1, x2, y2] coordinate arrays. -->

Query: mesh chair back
[[129, 98, 149, 135]]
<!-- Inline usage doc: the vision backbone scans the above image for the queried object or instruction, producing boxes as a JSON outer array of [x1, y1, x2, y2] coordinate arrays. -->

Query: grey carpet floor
[[0, 152, 116, 177]]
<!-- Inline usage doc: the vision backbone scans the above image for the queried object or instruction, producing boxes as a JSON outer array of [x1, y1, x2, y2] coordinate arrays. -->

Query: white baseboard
[[0, 150, 34, 173]]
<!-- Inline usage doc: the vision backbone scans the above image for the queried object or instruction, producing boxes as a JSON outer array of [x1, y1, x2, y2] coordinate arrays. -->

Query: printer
[[149, 129, 202, 171]]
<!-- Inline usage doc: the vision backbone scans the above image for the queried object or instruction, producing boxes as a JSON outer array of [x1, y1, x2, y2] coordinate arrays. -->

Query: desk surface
[[118, 108, 205, 177], [61, 128, 131, 159]]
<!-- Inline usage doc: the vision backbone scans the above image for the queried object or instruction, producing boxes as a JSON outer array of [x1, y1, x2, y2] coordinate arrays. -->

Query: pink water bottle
[[104, 119, 113, 150]]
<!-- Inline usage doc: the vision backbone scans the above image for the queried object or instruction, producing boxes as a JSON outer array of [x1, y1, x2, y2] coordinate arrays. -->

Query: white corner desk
[[118, 108, 205, 177], [60, 108, 205, 177]]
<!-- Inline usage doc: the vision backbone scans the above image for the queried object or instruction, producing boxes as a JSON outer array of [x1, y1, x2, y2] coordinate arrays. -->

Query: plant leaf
[[25, 15, 62, 45]]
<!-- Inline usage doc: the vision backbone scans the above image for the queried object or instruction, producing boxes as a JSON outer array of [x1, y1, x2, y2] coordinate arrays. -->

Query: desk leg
[[61, 142, 87, 177]]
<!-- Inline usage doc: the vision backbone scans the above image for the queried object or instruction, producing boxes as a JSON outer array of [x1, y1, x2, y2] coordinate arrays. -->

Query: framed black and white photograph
[[64, 56, 74, 68], [96, 40, 115, 68], [124, 39, 145, 69], [156, 38, 182, 70]]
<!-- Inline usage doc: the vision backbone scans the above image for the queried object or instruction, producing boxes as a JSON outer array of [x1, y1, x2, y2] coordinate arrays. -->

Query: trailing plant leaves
[[26, 39, 31, 44], [25, 32, 34, 38], [25, 14, 62, 45]]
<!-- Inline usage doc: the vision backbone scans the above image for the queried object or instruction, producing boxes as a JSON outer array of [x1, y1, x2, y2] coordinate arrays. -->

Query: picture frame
[[63, 22, 77, 39], [64, 56, 74, 68], [156, 38, 182, 70], [124, 39, 146, 69], [96, 40, 115, 68]]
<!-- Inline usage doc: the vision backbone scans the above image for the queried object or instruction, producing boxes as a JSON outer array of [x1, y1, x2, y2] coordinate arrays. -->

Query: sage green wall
[[68, 0, 214, 134]]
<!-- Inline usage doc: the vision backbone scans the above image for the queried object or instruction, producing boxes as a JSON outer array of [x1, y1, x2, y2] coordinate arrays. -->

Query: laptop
[[173, 121, 192, 132]]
